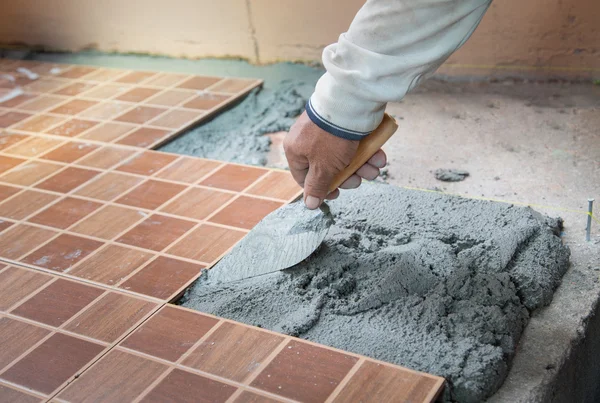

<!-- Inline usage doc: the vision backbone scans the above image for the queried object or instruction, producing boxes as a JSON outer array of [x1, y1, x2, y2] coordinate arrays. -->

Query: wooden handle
[[328, 113, 398, 193]]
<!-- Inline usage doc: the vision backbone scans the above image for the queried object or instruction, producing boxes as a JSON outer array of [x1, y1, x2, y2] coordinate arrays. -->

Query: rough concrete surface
[[435, 168, 470, 182]]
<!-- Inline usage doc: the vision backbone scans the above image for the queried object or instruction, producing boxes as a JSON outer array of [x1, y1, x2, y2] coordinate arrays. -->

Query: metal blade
[[205, 200, 334, 284]]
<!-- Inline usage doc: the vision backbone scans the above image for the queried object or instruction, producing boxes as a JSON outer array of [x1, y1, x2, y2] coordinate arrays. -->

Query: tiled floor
[[0, 60, 444, 402]]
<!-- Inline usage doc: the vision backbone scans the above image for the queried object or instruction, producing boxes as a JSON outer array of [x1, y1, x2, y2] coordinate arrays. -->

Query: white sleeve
[[306, 0, 493, 140]]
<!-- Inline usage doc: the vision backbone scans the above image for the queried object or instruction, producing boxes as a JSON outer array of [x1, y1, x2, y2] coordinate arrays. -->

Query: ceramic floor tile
[[210, 78, 257, 94], [114, 106, 167, 124], [183, 93, 230, 110], [234, 392, 282, 403], [74, 172, 144, 202], [21, 233, 104, 272], [11, 278, 104, 327], [69, 245, 153, 285], [46, 119, 98, 137], [209, 196, 283, 230], [57, 350, 166, 403], [1, 332, 104, 395], [0, 220, 14, 233], [0, 317, 50, 369], [0, 224, 57, 260], [11, 114, 65, 133], [160, 187, 234, 220], [246, 171, 301, 201], [80, 83, 131, 100], [251, 340, 358, 402], [145, 73, 189, 88], [143, 369, 236, 403], [0, 190, 59, 220], [114, 71, 158, 84], [0, 132, 28, 150], [2, 137, 64, 158], [28, 197, 102, 230], [0, 111, 33, 128], [145, 89, 195, 107], [50, 99, 98, 115], [79, 122, 135, 142], [177, 76, 222, 90], [116, 180, 187, 210], [155, 157, 221, 184], [0, 384, 43, 402], [84, 69, 127, 83], [40, 141, 99, 163], [0, 155, 26, 175], [53, 82, 97, 97], [119, 256, 203, 299], [116, 127, 170, 148], [149, 109, 202, 129], [116, 87, 161, 103], [78, 101, 132, 120], [0, 93, 37, 108], [0, 267, 53, 311], [168, 224, 246, 263], [116, 151, 178, 175], [64, 292, 156, 343], [116, 214, 195, 252], [58, 66, 97, 79], [70, 204, 145, 240], [200, 164, 267, 192], [0, 183, 20, 201], [22, 78, 66, 93], [18, 95, 66, 112], [0, 161, 62, 186], [35, 167, 100, 193], [76, 146, 137, 170], [183, 322, 283, 383], [121, 306, 218, 362]]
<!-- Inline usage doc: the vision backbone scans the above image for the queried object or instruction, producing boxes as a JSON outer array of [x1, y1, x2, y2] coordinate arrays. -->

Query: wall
[[0, 0, 598, 78]]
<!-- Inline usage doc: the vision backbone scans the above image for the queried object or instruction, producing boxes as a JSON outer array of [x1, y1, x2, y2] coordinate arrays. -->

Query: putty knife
[[206, 114, 398, 284]]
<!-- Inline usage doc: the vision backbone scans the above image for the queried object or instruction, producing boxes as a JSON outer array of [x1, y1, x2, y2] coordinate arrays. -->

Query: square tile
[[29, 62, 65, 76], [58, 66, 97, 79], [74, 172, 144, 202], [64, 292, 156, 342], [145, 73, 189, 87], [145, 89, 195, 107], [21, 233, 103, 272], [155, 157, 221, 184], [0, 224, 57, 260], [114, 106, 167, 124], [83, 69, 128, 82], [0, 111, 32, 128], [79, 122, 135, 142], [0, 190, 59, 220], [46, 119, 98, 137], [183, 322, 283, 382], [53, 82, 97, 96], [122, 306, 218, 361], [115, 71, 157, 84], [0, 219, 14, 233], [0, 317, 50, 369], [28, 197, 102, 229], [1, 332, 104, 395], [119, 256, 203, 299], [0, 132, 28, 150], [2, 137, 64, 158], [234, 392, 281, 403], [177, 76, 222, 90], [0, 92, 37, 108], [116, 180, 187, 210], [0, 161, 62, 186], [0, 267, 53, 311], [76, 146, 137, 170], [0, 183, 20, 201], [166, 224, 246, 263], [50, 99, 98, 115], [0, 384, 43, 402], [56, 350, 166, 402], [183, 93, 230, 110], [200, 164, 267, 192], [69, 245, 153, 285], [143, 369, 236, 403], [210, 78, 258, 94], [161, 187, 234, 220], [70, 205, 145, 239], [116, 214, 195, 252], [18, 95, 66, 112], [79, 83, 130, 100], [40, 141, 99, 163], [78, 101, 132, 120], [148, 109, 202, 129], [116, 127, 170, 148], [251, 340, 358, 402], [246, 171, 301, 200], [35, 167, 100, 193], [209, 196, 282, 230], [11, 114, 65, 133], [0, 155, 26, 175], [116, 151, 177, 175], [23, 77, 66, 93], [116, 87, 161, 103], [11, 278, 104, 327]]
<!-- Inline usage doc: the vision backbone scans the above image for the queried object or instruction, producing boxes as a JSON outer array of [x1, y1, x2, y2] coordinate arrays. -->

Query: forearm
[[308, 0, 493, 140]]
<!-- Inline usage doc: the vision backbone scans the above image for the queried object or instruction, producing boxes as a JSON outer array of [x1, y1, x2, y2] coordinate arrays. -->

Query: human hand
[[284, 111, 387, 209]]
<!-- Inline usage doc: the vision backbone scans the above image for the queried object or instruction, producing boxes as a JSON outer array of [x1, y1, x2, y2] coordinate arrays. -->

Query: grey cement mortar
[[435, 168, 470, 182], [182, 183, 570, 402]]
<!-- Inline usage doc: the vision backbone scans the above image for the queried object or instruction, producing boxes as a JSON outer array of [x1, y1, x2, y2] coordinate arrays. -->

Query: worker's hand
[[284, 112, 386, 209]]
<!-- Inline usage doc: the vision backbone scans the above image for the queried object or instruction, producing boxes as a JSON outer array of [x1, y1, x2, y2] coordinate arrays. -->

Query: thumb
[[303, 164, 337, 209]]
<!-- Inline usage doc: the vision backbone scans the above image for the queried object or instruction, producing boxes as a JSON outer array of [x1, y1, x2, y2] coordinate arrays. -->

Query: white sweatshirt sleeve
[[306, 0, 493, 140]]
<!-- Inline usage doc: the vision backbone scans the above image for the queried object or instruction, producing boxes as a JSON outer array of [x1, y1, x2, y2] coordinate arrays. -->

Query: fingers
[[304, 165, 337, 209], [368, 149, 387, 168], [326, 189, 340, 200], [340, 174, 361, 189]]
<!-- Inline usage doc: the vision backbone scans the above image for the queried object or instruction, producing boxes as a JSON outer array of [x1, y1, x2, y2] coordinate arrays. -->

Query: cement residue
[[182, 183, 570, 402], [435, 168, 470, 182]]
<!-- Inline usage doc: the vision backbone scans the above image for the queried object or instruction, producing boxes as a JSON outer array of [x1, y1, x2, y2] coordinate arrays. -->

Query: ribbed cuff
[[305, 98, 368, 140]]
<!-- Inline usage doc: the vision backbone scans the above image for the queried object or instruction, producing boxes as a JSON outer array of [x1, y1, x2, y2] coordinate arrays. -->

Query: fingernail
[[371, 154, 386, 168], [305, 196, 321, 209]]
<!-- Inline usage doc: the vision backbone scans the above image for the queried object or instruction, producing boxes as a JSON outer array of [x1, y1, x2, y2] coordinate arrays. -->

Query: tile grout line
[[324, 358, 366, 403]]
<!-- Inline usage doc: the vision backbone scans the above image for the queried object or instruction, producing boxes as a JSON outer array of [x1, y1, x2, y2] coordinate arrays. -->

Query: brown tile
[[56, 350, 166, 402], [22, 77, 66, 93], [11, 114, 65, 132], [2, 137, 63, 158], [74, 172, 144, 202], [149, 109, 202, 129], [114, 105, 168, 124], [119, 256, 203, 299], [116, 151, 177, 175], [21, 234, 103, 272], [184, 322, 283, 383], [116, 127, 170, 148], [53, 82, 97, 96], [143, 369, 236, 403], [0, 384, 43, 403], [161, 187, 234, 220], [0, 111, 32, 128], [1, 332, 104, 395], [251, 340, 358, 402], [210, 78, 258, 94], [234, 392, 282, 403], [18, 95, 66, 112], [50, 99, 98, 115], [78, 101, 132, 120], [0, 190, 59, 220], [115, 71, 157, 84], [0, 161, 62, 186], [46, 119, 98, 137], [65, 292, 156, 342], [28, 197, 102, 229], [0, 267, 53, 311], [0, 155, 26, 175], [0, 219, 14, 232], [69, 245, 153, 285], [0, 92, 37, 108], [29, 62, 64, 76], [80, 83, 131, 100], [183, 93, 230, 110], [167, 224, 246, 262], [0, 224, 57, 260], [40, 141, 99, 163], [209, 196, 282, 230], [0, 317, 50, 369], [70, 205, 145, 240], [116, 87, 161, 102], [332, 361, 440, 403], [122, 306, 218, 361], [58, 66, 97, 79], [116, 180, 186, 210], [79, 122, 135, 142], [0, 183, 20, 201], [83, 69, 128, 82], [0, 132, 28, 150], [76, 146, 137, 170], [145, 89, 195, 107], [11, 278, 104, 326], [246, 171, 301, 200], [145, 73, 190, 87], [201, 164, 267, 192], [177, 76, 222, 90], [116, 214, 195, 252], [155, 157, 221, 184], [35, 167, 100, 193]]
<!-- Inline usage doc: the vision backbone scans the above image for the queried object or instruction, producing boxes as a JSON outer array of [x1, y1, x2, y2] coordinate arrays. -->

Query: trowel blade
[[205, 200, 334, 284]]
